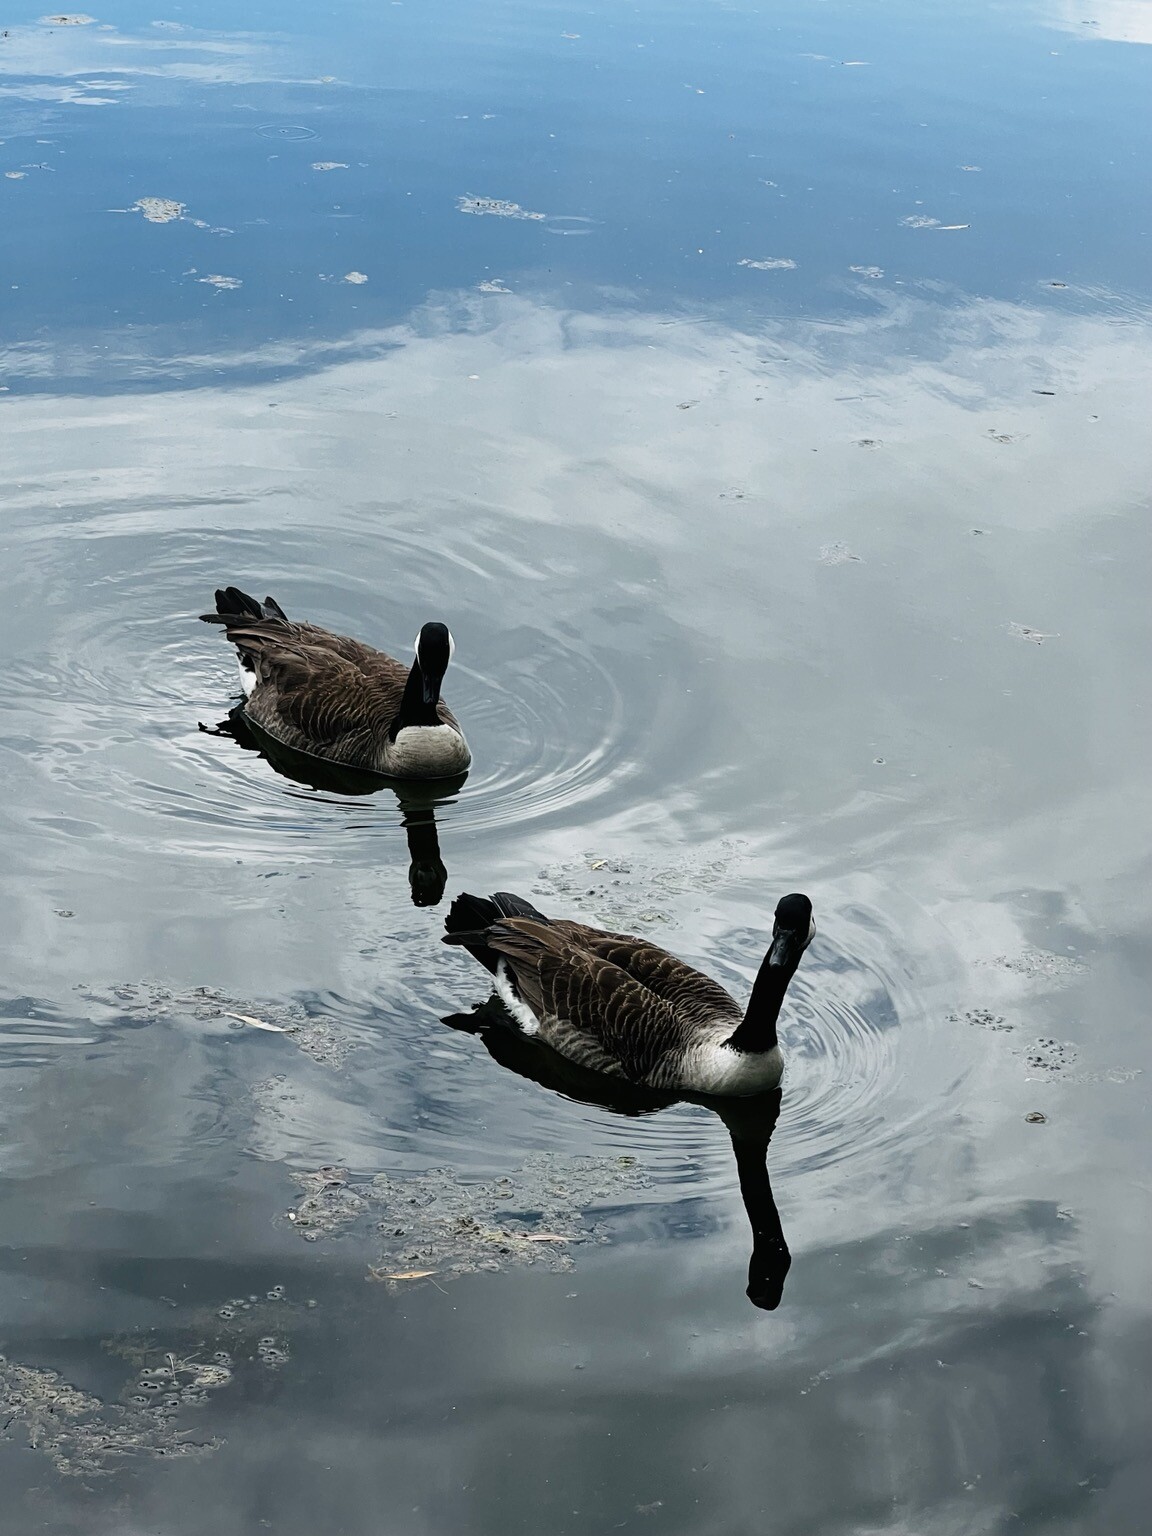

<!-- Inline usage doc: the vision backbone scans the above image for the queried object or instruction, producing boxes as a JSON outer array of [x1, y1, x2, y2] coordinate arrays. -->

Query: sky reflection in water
[[1, 2, 1151, 1533]]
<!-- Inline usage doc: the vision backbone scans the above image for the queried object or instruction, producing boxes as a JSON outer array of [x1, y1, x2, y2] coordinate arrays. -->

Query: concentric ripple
[[2, 506, 681, 871], [430, 890, 975, 1200]]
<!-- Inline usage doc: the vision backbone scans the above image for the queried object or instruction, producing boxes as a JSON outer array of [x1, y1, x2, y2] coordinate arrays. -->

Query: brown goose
[[442, 890, 814, 1096], [200, 586, 470, 779]]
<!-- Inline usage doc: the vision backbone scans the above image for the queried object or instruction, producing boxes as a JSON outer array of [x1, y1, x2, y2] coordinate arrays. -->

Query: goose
[[442, 889, 814, 1097], [441, 997, 792, 1308], [199, 586, 470, 779]]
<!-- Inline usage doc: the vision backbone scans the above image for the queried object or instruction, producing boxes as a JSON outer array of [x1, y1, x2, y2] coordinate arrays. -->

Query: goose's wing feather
[[217, 623, 409, 746], [489, 920, 739, 1082], [260, 645, 407, 748], [570, 927, 742, 1031]]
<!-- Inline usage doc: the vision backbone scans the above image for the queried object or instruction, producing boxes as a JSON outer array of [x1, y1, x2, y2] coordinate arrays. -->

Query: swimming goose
[[442, 889, 814, 1096], [199, 586, 470, 779], [442, 997, 792, 1308]]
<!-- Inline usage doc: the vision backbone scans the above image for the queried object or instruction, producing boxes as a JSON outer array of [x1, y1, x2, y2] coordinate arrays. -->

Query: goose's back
[[489, 918, 743, 1086]]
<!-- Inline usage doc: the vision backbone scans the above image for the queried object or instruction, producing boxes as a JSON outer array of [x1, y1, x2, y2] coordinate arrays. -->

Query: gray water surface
[[2, 3, 1150, 1532]]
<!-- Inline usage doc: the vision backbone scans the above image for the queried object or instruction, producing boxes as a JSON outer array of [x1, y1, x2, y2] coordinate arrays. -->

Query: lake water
[[2, 2, 1150, 1531]]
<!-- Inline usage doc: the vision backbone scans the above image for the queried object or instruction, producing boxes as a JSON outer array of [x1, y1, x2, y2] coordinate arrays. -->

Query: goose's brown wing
[[560, 923, 742, 1032], [248, 640, 409, 750], [212, 618, 409, 746], [487, 920, 737, 1083]]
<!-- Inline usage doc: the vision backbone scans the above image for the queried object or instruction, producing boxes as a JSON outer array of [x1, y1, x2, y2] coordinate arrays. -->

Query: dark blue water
[[2, 4, 1150, 1532]]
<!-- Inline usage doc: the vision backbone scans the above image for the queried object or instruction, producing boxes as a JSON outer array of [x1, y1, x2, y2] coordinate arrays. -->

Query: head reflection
[[199, 705, 463, 907], [441, 997, 792, 1311]]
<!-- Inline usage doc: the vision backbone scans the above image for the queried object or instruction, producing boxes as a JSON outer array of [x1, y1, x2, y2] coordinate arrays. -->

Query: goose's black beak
[[766, 927, 804, 971]]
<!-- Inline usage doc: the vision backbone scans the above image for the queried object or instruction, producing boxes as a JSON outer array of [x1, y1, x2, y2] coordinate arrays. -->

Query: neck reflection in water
[[441, 997, 792, 1311], [200, 705, 463, 906]]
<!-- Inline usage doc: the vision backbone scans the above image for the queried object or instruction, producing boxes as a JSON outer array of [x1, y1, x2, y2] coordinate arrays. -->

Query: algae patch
[[457, 194, 545, 221], [134, 197, 185, 223], [281, 1153, 649, 1285], [531, 842, 747, 930], [75, 981, 359, 1068], [1, 1286, 310, 1477]]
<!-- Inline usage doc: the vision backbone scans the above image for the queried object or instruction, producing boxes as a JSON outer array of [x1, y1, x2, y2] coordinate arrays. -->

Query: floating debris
[[1025, 1112, 1047, 1124], [1007, 622, 1056, 644], [76, 982, 358, 1068], [854, 438, 881, 448], [477, 278, 511, 292], [819, 541, 862, 565], [849, 264, 884, 278], [737, 256, 797, 271], [457, 194, 546, 220], [226, 1011, 289, 1032], [198, 273, 242, 291], [981, 949, 1086, 982], [900, 215, 968, 231], [134, 196, 185, 223], [311, 161, 347, 171], [1022, 1037, 1078, 1076], [40, 13, 96, 23], [531, 843, 744, 931], [343, 270, 368, 284], [4, 170, 26, 180], [282, 1154, 649, 1286], [950, 1008, 1013, 1031]]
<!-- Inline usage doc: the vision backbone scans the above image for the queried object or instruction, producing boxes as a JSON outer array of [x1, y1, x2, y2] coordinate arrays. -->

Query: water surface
[[2, 3, 1150, 1532]]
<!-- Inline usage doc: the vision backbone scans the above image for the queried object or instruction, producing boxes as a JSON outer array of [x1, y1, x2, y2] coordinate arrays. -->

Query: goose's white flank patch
[[495, 959, 540, 1035]]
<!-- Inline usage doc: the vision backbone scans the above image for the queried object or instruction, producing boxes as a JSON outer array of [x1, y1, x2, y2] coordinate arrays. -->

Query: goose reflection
[[441, 998, 792, 1310], [200, 706, 463, 906]]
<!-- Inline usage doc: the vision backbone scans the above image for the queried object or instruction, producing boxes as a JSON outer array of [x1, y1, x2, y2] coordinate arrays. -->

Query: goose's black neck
[[727, 949, 795, 1055], [389, 659, 442, 738]]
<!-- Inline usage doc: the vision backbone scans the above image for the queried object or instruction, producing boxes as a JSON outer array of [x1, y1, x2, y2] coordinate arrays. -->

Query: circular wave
[[255, 124, 318, 141], [426, 898, 969, 1198], [4, 511, 667, 869]]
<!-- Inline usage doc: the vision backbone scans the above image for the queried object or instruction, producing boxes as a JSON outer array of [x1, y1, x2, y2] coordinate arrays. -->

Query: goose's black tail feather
[[200, 585, 289, 626], [442, 890, 547, 972]]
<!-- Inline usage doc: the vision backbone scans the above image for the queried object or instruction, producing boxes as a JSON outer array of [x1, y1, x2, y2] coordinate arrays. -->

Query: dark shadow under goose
[[199, 586, 470, 780], [199, 704, 461, 906], [442, 889, 814, 1097], [441, 995, 792, 1310]]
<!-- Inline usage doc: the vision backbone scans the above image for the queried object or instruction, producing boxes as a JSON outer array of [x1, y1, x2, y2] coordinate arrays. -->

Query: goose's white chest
[[383, 724, 471, 777], [678, 1041, 783, 1096]]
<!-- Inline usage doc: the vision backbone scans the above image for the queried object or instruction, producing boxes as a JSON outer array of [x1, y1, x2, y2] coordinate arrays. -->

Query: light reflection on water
[[1, 1, 1151, 1532]]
